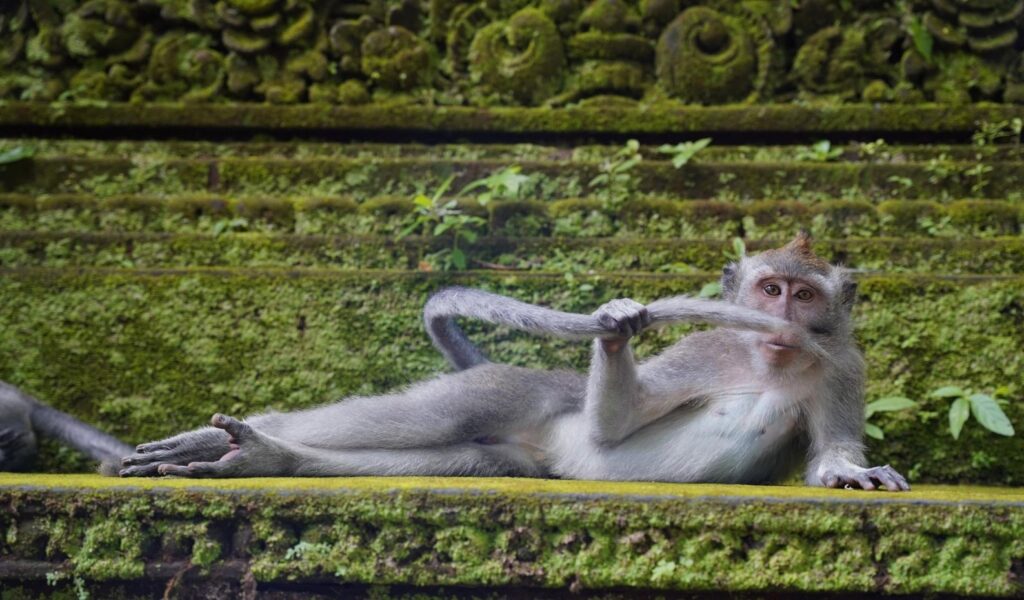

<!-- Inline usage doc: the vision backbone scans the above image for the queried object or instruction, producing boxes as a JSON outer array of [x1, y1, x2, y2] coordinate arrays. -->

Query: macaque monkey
[[115, 234, 907, 491], [0, 382, 132, 474]]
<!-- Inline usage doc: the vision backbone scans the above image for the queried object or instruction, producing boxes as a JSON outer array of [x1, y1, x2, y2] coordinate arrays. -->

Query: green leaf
[[949, 397, 970, 440], [865, 396, 916, 418], [731, 237, 746, 258], [907, 15, 933, 63], [450, 247, 467, 270], [459, 228, 478, 243], [864, 423, 884, 440], [431, 174, 456, 203], [398, 220, 422, 239], [433, 222, 452, 236], [413, 194, 433, 209], [0, 146, 35, 165], [698, 281, 722, 298], [968, 393, 1015, 437], [931, 386, 964, 398]]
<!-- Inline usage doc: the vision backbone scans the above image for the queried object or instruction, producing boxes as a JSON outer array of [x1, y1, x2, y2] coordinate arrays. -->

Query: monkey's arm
[[582, 296, 787, 446], [424, 287, 799, 370], [0, 382, 133, 474], [804, 351, 909, 491]]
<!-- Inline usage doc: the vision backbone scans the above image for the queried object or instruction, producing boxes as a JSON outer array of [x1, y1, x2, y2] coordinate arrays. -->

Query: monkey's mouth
[[762, 337, 799, 351]]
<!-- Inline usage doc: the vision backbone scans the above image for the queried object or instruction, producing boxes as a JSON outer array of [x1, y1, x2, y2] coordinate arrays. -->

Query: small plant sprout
[[698, 238, 746, 298], [590, 139, 642, 209], [795, 140, 842, 162], [457, 165, 529, 205], [932, 385, 1016, 440], [0, 145, 35, 165], [864, 396, 917, 440], [400, 174, 486, 271], [657, 138, 712, 168], [723, 236, 746, 261]]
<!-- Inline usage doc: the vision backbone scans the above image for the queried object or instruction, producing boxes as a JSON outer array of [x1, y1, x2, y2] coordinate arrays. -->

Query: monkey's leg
[[254, 364, 581, 450], [121, 364, 582, 476], [154, 414, 543, 478]]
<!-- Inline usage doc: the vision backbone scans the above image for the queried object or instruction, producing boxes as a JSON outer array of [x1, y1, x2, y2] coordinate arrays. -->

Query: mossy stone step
[[0, 269, 1020, 483], [2, 194, 1022, 239], [4, 156, 1024, 200], [3, 103, 1024, 137], [4, 231, 1024, 274], [1, 474, 1022, 598], [11, 138, 1024, 163]]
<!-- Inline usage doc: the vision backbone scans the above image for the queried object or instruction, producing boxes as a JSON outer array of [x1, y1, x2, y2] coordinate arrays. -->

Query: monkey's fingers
[[119, 462, 165, 477], [872, 465, 911, 491], [210, 413, 254, 443], [157, 459, 238, 478], [135, 441, 171, 454]]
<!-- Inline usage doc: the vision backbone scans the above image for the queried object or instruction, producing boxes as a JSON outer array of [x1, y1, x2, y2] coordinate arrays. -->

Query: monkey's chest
[[585, 389, 804, 482]]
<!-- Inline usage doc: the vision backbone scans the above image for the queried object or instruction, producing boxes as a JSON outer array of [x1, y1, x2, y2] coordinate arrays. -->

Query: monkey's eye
[[763, 284, 782, 296], [795, 289, 814, 302]]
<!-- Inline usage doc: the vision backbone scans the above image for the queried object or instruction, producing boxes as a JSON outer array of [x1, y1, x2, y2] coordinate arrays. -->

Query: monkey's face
[[747, 274, 827, 368]]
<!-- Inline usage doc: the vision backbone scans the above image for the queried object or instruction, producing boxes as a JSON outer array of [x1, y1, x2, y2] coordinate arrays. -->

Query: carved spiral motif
[[360, 26, 433, 91], [655, 7, 757, 104], [468, 7, 566, 106], [134, 32, 225, 102]]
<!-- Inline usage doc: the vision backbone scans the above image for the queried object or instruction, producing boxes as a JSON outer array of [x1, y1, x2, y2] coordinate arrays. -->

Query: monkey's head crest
[[720, 232, 857, 312]]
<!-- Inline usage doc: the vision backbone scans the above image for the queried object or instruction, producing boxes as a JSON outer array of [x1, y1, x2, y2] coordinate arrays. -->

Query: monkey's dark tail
[[28, 399, 134, 474]]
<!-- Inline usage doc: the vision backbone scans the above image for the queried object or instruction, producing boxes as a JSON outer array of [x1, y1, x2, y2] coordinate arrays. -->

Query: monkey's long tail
[[2, 383, 134, 475], [423, 287, 819, 370]]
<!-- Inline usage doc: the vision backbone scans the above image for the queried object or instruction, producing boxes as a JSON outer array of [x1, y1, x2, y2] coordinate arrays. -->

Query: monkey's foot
[[822, 464, 910, 492], [149, 414, 294, 478], [120, 425, 230, 476]]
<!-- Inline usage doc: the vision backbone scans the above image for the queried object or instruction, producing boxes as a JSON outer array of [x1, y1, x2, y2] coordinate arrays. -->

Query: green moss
[[225, 0, 279, 16], [946, 200, 1020, 234], [1, 475, 1024, 596], [4, 102, 1024, 136], [567, 32, 653, 61]]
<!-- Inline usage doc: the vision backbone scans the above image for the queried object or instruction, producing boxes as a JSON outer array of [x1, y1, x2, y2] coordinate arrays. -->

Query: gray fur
[[116, 239, 907, 490]]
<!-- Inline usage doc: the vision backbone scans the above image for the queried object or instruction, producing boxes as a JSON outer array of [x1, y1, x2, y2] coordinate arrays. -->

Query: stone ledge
[[2, 103, 1024, 137], [3, 231, 1024, 273], [1, 474, 1023, 598]]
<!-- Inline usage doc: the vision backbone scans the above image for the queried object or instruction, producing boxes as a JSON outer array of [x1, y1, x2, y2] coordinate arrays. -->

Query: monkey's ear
[[721, 263, 738, 298], [840, 280, 858, 308]]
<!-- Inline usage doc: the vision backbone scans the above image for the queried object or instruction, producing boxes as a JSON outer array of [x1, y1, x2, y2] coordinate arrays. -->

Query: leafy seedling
[[932, 386, 1015, 439], [658, 138, 712, 168]]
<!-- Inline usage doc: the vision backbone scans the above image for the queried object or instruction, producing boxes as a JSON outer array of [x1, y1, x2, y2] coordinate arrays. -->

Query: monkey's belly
[[545, 395, 802, 483]]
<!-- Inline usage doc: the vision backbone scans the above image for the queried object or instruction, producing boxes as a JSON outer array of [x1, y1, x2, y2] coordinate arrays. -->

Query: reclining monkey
[[3, 235, 909, 490]]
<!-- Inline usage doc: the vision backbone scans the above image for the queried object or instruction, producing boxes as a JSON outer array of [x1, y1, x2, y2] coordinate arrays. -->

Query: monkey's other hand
[[593, 298, 651, 344], [822, 464, 910, 492], [152, 414, 295, 478], [119, 426, 230, 477]]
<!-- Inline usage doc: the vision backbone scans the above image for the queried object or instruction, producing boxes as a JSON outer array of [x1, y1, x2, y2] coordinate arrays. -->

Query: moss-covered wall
[[2, 476, 1024, 597], [3, 0, 1024, 107], [0, 270, 1021, 484]]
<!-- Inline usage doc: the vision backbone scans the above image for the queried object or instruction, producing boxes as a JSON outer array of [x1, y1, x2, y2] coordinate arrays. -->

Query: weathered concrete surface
[[1, 474, 1022, 598]]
